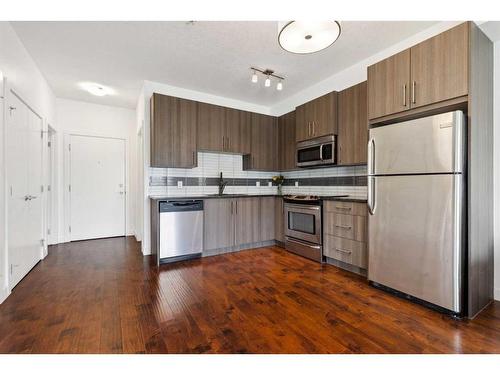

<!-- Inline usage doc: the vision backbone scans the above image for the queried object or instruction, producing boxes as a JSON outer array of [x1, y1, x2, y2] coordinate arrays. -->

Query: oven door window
[[288, 211, 316, 234], [297, 145, 321, 164]]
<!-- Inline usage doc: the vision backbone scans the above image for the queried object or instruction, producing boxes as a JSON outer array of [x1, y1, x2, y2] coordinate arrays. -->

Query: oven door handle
[[286, 237, 321, 250], [284, 203, 320, 211]]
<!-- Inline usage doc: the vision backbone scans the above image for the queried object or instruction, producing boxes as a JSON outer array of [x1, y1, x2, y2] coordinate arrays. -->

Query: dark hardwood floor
[[0, 236, 499, 354]]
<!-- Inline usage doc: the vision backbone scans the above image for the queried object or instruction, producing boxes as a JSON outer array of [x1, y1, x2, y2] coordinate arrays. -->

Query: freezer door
[[368, 174, 463, 312], [368, 111, 465, 175]]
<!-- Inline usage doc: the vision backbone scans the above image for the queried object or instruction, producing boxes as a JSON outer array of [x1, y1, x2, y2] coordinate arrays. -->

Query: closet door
[[26, 108, 44, 267], [6, 92, 43, 288]]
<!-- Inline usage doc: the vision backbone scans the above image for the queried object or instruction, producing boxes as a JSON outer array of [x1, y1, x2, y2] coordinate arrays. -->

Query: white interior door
[[7, 93, 43, 288], [69, 135, 125, 241]]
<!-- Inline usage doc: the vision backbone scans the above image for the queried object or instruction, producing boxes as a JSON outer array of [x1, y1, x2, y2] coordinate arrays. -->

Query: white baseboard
[[0, 287, 10, 304], [495, 287, 500, 302]]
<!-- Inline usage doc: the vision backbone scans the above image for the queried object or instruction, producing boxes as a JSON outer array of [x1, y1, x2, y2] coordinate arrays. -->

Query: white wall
[[0, 22, 57, 303], [493, 42, 500, 301], [55, 98, 137, 243]]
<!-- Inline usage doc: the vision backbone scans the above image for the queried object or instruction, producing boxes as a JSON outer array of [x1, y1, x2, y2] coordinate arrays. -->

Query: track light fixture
[[250, 67, 285, 91]]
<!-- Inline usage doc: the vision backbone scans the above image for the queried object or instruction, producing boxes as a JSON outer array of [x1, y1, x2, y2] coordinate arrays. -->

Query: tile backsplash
[[149, 152, 367, 199]]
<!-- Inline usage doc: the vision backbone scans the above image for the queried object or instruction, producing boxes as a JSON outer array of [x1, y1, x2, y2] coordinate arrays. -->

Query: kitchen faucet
[[218, 172, 228, 195]]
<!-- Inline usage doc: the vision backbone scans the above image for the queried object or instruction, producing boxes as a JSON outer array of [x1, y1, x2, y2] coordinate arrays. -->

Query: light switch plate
[[256, 181, 260, 187], [177, 180, 183, 188], [295, 181, 299, 187]]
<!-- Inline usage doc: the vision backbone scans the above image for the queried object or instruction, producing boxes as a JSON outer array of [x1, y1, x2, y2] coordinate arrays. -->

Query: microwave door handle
[[319, 144, 324, 160]]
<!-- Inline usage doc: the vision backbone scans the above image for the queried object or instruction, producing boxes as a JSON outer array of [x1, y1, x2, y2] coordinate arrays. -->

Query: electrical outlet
[[295, 181, 299, 187], [268, 181, 272, 187], [256, 181, 260, 187], [177, 180, 183, 188]]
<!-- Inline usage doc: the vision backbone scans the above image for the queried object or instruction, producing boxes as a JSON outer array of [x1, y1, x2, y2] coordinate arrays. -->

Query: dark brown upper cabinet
[[278, 110, 297, 171], [243, 113, 277, 171], [296, 91, 338, 142], [367, 49, 411, 120], [410, 22, 469, 109], [338, 81, 368, 165], [197, 102, 252, 154], [150, 93, 197, 168], [368, 22, 469, 121], [197, 102, 225, 152], [225, 108, 252, 154]]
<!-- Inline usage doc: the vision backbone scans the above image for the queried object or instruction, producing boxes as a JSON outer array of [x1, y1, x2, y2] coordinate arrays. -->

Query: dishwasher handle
[[159, 200, 204, 212]]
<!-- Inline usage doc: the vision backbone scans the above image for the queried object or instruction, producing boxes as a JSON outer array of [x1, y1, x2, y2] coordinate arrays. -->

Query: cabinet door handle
[[335, 224, 352, 230], [235, 201, 238, 215], [192, 151, 196, 165], [308, 122, 311, 136], [411, 81, 416, 104], [231, 201, 233, 215], [227, 137, 230, 151], [335, 206, 352, 211], [335, 248, 352, 255], [312, 121, 315, 136], [403, 84, 407, 107]]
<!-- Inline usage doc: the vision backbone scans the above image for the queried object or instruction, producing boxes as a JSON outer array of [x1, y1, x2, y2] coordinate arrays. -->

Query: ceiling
[[11, 21, 439, 109]]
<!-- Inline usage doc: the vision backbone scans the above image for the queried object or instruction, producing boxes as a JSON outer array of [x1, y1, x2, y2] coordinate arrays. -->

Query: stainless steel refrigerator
[[367, 110, 466, 314]]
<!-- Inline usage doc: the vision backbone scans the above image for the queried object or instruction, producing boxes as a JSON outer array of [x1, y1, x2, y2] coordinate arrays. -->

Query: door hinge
[[69, 144, 71, 151], [48, 141, 51, 147], [10, 186, 13, 196], [10, 264, 13, 275], [40, 239, 45, 247], [48, 185, 51, 192], [41, 130, 43, 138], [69, 226, 71, 233], [41, 185, 44, 193], [69, 185, 71, 192], [47, 228, 51, 235]]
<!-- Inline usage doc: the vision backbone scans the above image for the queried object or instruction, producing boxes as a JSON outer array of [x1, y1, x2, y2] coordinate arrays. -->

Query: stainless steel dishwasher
[[159, 200, 204, 263]]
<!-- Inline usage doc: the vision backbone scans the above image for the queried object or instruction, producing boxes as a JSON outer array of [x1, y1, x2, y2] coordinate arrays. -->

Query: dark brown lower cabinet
[[204, 197, 276, 252], [260, 197, 276, 242], [203, 199, 234, 251], [234, 198, 260, 245], [323, 200, 368, 270], [274, 197, 285, 244]]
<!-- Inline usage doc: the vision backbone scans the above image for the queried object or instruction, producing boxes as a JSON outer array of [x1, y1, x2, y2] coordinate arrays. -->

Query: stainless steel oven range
[[283, 195, 323, 262]]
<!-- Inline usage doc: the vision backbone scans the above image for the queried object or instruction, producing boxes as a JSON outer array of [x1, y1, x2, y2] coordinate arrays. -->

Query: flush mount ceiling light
[[79, 82, 114, 97], [278, 21, 341, 54], [250, 68, 285, 91]]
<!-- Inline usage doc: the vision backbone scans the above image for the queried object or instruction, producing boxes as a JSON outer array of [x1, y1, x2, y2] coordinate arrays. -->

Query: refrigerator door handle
[[368, 176, 376, 215], [367, 138, 375, 175], [367, 137, 376, 215]]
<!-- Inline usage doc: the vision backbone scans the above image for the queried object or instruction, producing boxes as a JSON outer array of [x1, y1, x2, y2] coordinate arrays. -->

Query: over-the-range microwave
[[296, 135, 336, 167]]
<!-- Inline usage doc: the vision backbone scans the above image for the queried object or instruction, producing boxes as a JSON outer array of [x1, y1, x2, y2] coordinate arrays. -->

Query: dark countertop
[[150, 194, 367, 203]]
